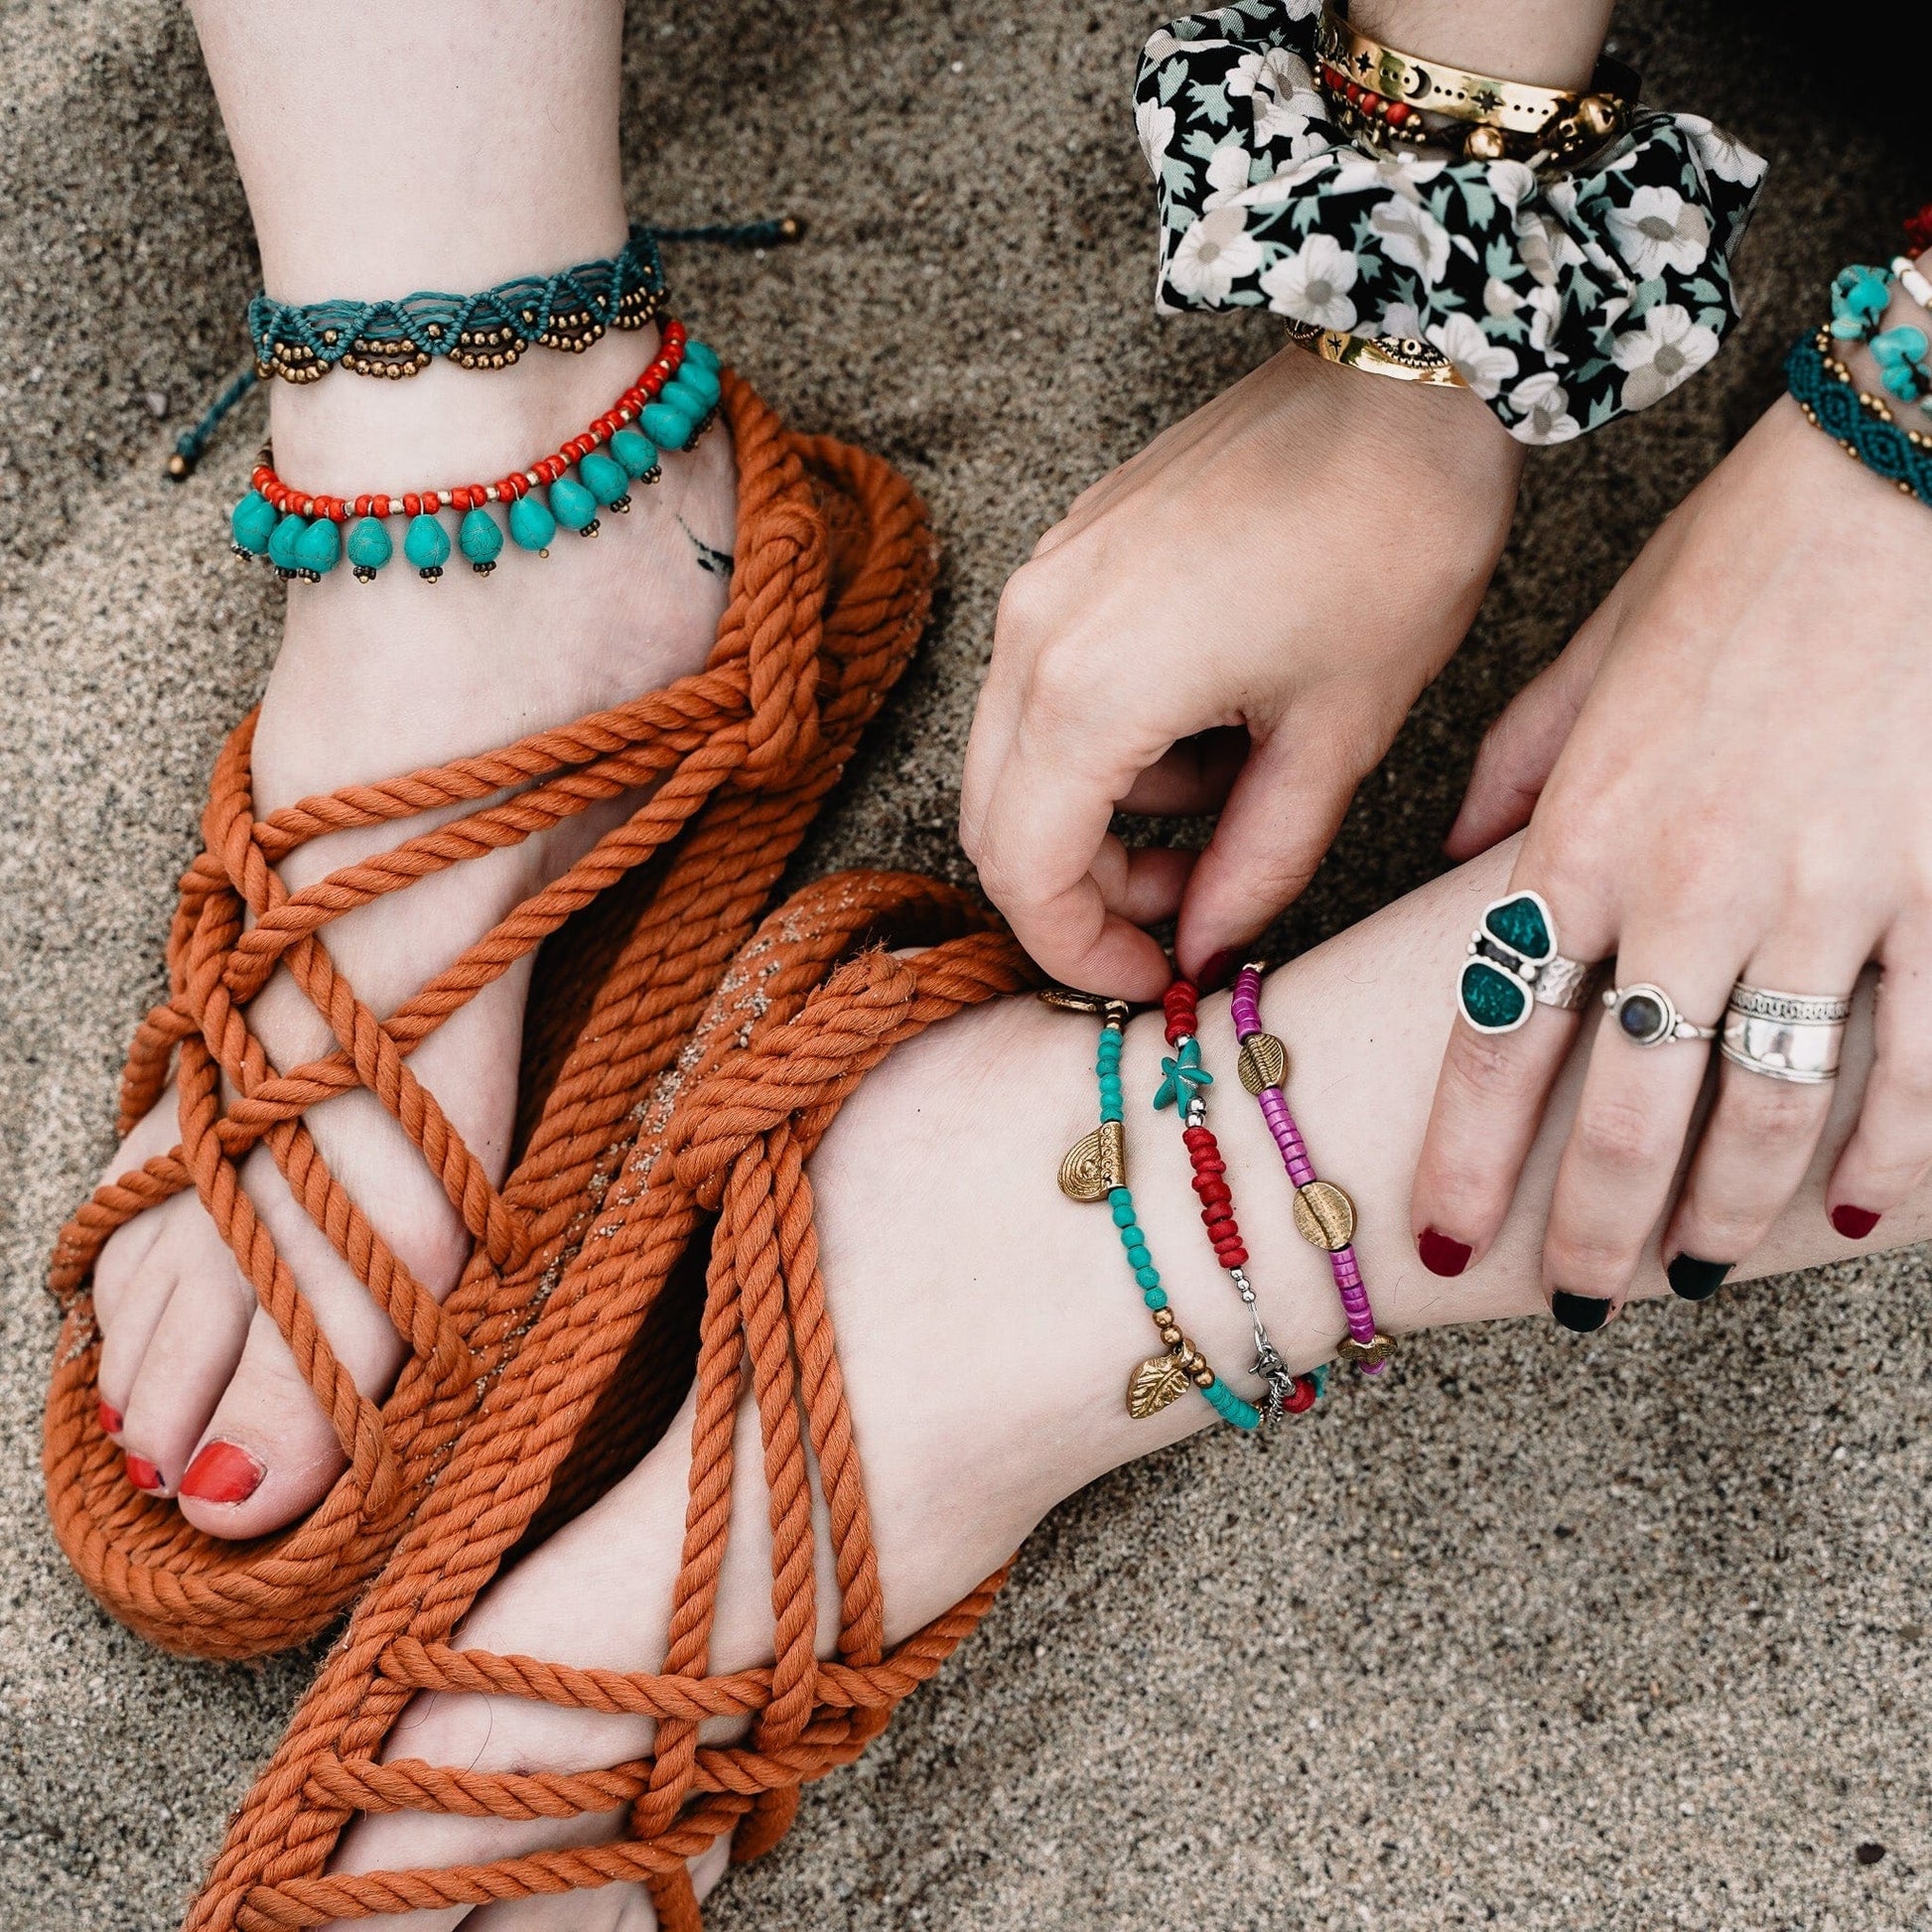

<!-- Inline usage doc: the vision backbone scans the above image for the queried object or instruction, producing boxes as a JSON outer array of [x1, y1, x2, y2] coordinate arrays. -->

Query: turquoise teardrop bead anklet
[[228, 325, 721, 584]]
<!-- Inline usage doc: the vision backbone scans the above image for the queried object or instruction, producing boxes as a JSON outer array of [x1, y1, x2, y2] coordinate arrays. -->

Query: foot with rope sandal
[[183, 852, 1927, 1932], [44, 2, 934, 1660]]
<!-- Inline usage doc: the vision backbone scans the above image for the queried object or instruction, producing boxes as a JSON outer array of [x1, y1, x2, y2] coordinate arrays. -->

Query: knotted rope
[[184, 874, 1036, 1931], [44, 383, 936, 1660]]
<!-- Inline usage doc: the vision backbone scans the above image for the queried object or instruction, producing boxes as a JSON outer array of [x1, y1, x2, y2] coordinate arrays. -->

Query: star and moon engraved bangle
[[1314, 1, 1637, 167]]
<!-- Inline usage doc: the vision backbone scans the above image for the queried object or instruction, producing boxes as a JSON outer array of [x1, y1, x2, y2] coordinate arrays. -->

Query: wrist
[[1346, 0, 1614, 91]]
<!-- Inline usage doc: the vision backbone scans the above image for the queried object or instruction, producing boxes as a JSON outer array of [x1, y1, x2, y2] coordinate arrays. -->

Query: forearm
[[1348, 0, 1615, 90]]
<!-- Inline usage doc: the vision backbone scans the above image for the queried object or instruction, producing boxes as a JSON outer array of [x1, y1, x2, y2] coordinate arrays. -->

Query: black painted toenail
[[1666, 1255, 1732, 1303]]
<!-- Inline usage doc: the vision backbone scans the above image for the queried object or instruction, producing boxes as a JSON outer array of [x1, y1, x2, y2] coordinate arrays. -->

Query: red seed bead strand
[[252, 321, 693, 522], [1162, 976, 1320, 1419]]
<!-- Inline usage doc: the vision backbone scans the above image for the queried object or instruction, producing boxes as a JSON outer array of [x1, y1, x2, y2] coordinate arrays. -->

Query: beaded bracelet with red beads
[[226, 319, 722, 585], [1156, 979, 1321, 1425]]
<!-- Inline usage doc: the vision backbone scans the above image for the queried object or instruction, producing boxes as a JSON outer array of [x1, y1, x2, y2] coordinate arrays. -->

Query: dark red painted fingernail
[[181, 1441, 266, 1505], [1195, 949, 1235, 993], [1418, 1227, 1472, 1277], [97, 1399, 123, 1436], [124, 1453, 163, 1492], [1831, 1204, 1880, 1240]]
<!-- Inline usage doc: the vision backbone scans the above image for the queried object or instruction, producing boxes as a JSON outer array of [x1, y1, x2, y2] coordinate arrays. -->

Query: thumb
[[1446, 616, 1615, 860], [1173, 710, 1364, 983]]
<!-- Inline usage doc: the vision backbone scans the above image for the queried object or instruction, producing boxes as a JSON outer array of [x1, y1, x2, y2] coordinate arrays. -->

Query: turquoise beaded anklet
[[229, 324, 721, 584], [1045, 989, 1261, 1432]]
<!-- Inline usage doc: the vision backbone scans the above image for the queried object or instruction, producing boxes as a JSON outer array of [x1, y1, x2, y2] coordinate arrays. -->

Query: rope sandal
[[183, 870, 1032, 1931], [42, 374, 936, 1662]]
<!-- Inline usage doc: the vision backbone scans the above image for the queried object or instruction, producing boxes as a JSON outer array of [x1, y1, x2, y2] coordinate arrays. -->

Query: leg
[[321, 838, 1925, 1927], [91, 2, 739, 1531]]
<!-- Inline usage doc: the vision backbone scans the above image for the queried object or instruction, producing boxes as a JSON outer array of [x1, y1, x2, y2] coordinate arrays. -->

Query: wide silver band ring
[[1602, 982, 1720, 1047], [1532, 954, 1602, 1013], [1719, 983, 1851, 1083]]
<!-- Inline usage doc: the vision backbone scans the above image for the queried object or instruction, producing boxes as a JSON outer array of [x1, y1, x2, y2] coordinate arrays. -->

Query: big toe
[[114, 1210, 255, 1497], [176, 1304, 353, 1537]]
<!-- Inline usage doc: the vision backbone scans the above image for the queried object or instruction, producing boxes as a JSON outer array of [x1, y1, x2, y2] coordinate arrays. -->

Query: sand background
[[3, 1, 1929, 1926]]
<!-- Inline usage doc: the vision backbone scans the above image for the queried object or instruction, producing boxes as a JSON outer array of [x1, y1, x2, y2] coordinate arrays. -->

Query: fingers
[[1411, 851, 1615, 1281], [1661, 928, 1871, 1298], [1541, 930, 1741, 1326], [1171, 698, 1370, 983], [1829, 914, 1932, 1239], [1445, 615, 1616, 862], [968, 695, 1177, 994], [1115, 728, 1247, 816]]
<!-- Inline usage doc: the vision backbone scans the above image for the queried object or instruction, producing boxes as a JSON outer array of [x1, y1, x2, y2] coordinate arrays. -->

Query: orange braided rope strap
[[44, 383, 937, 1658], [184, 875, 1035, 1931]]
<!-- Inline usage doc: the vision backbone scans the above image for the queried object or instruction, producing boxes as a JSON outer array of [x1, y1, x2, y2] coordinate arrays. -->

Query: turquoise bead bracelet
[[229, 322, 722, 584], [1044, 989, 1260, 1432], [1829, 260, 1932, 413]]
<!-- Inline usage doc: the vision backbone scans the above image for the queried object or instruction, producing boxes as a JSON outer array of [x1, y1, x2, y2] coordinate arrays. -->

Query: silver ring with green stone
[[1601, 982, 1720, 1047], [1457, 891, 1599, 1035]]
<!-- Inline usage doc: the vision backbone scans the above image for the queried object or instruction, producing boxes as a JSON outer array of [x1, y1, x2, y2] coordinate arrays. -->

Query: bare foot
[[90, 324, 739, 1537], [300, 842, 1923, 1928]]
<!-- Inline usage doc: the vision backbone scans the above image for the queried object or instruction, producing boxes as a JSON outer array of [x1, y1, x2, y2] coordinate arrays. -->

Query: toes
[[176, 1305, 352, 1537], [116, 1209, 255, 1494]]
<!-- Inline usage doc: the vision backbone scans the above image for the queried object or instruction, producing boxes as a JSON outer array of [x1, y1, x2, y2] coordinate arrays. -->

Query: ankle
[[267, 320, 663, 492]]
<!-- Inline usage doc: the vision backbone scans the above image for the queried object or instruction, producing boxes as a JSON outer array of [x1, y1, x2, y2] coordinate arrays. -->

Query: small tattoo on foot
[[679, 516, 734, 579]]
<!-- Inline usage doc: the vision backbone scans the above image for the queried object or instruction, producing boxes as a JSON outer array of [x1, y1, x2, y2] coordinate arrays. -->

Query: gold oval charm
[[1236, 1032, 1288, 1095], [1127, 1352, 1190, 1419], [1058, 1119, 1126, 1201], [1293, 1179, 1356, 1251]]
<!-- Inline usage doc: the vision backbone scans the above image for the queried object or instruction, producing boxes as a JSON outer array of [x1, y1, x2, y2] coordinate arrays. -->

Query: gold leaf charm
[[1336, 1330, 1397, 1370], [1127, 1352, 1189, 1419], [1236, 1032, 1288, 1094], [1293, 1179, 1356, 1251], [1058, 1119, 1126, 1201]]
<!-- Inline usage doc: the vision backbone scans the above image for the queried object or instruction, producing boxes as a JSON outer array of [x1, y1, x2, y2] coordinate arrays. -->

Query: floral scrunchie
[[1137, 0, 1767, 443]]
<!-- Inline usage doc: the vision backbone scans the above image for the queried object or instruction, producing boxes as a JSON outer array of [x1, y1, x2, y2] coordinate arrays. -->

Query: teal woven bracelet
[[247, 222, 673, 383], [1786, 326, 1932, 509], [1044, 990, 1261, 1433]]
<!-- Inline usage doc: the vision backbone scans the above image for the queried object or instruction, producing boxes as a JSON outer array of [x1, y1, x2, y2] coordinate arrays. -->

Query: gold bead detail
[[1463, 123, 1507, 162], [1293, 1179, 1357, 1252], [1237, 1032, 1288, 1095], [1577, 93, 1617, 138]]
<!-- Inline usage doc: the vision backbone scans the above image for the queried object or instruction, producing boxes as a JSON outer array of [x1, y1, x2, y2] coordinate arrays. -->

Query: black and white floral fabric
[[1137, 0, 1767, 442]]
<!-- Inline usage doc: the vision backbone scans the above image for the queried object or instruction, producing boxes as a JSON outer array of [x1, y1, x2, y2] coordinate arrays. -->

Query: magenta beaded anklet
[[1230, 963, 1394, 1374]]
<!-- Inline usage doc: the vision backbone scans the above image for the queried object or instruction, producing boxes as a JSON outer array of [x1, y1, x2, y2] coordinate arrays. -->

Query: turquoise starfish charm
[[1153, 1037, 1213, 1111]]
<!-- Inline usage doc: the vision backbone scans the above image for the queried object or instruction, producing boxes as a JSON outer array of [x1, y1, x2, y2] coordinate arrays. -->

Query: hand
[[959, 343, 1523, 998], [1413, 395, 1932, 1318]]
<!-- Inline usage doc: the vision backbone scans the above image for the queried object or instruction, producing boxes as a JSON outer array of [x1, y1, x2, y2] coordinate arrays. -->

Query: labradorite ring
[[1457, 891, 1603, 1035], [1601, 982, 1720, 1047]]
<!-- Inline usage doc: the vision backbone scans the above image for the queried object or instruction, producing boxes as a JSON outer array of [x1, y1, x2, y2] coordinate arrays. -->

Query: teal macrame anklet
[[229, 322, 720, 584], [248, 222, 676, 382], [1044, 990, 1261, 1433], [1788, 325, 1932, 510]]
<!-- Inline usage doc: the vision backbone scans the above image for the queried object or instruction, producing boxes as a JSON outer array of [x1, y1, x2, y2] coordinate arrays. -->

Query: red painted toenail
[[1418, 1227, 1472, 1277], [1831, 1204, 1881, 1240], [181, 1440, 265, 1505], [125, 1453, 163, 1492], [98, 1400, 123, 1435]]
